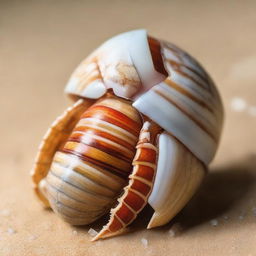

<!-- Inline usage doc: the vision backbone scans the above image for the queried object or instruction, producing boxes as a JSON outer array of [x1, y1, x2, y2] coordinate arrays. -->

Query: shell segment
[[147, 132, 205, 228], [32, 30, 224, 240], [92, 121, 162, 241], [45, 95, 143, 225], [65, 30, 167, 100], [133, 41, 224, 165], [31, 99, 93, 206]]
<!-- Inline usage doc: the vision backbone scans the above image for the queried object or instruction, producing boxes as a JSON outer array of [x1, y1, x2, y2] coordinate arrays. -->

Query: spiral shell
[[32, 29, 224, 241]]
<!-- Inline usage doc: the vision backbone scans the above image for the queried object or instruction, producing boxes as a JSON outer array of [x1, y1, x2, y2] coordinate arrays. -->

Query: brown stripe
[[47, 182, 102, 214], [82, 105, 141, 136], [63, 141, 131, 172], [165, 54, 209, 85], [166, 59, 208, 90], [162, 41, 210, 90], [73, 126, 136, 151], [68, 133, 134, 162], [61, 149, 130, 179], [50, 161, 116, 197], [47, 190, 104, 222], [154, 88, 217, 141], [48, 170, 112, 202], [148, 36, 168, 77], [53, 151, 125, 191], [46, 180, 103, 209], [165, 78, 214, 113]]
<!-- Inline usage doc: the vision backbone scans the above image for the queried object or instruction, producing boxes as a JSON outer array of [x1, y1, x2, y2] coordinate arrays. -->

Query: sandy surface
[[1, 1, 256, 255]]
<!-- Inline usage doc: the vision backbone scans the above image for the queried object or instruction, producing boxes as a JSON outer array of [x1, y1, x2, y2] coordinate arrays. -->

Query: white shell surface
[[65, 30, 166, 100], [147, 132, 205, 228], [65, 61, 107, 99], [133, 41, 224, 165]]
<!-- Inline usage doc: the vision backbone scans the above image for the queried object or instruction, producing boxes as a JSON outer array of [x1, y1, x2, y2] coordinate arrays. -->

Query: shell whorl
[[65, 29, 167, 100], [45, 95, 143, 225], [32, 30, 224, 239], [65, 29, 223, 165], [133, 40, 224, 165]]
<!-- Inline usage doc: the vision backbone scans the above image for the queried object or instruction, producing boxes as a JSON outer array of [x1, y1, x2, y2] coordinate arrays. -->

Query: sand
[[1, 1, 256, 255]]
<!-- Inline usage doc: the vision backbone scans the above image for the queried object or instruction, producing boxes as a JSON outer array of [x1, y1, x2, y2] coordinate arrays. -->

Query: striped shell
[[31, 30, 224, 241], [46, 95, 143, 225]]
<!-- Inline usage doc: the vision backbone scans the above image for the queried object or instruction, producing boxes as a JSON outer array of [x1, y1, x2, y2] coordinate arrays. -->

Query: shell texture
[[32, 29, 224, 241], [133, 41, 223, 165], [147, 132, 205, 228], [65, 30, 167, 100], [31, 99, 93, 206], [45, 95, 143, 225], [92, 121, 161, 240]]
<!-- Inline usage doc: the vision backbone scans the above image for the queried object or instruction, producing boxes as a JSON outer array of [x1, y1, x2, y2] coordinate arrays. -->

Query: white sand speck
[[210, 219, 218, 226], [72, 230, 78, 235], [28, 234, 38, 241], [168, 229, 176, 237], [239, 215, 244, 220], [88, 228, 98, 237], [0, 209, 10, 217], [141, 238, 148, 248], [230, 97, 247, 112], [7, 228, 16, 234]]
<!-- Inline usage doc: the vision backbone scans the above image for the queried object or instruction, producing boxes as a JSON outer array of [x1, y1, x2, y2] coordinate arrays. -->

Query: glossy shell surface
[[133, 41, 223, 165], [44, 95, 143, 225], [65, 29, 223, 165], [32, 29, 224, 241]]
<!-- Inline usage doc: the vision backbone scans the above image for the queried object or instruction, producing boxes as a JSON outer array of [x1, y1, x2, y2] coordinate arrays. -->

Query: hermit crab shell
[[64, 29, 223, 230], [66, 29, 223, 165], [32, 29, 223, 238], [65, 30, 167, 100]]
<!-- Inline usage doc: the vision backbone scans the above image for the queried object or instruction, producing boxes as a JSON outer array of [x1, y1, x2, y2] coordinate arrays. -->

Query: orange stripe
[[135, 148, 157, 163], [61, 149, 130, 179], [73, 126, 135, 151], [115, 204, 135, 224], [123, 190, 145, 211], [134, 165, 155, 182], [108, 216, 123, 232], [130, 179, 151, 197], [68, 132, 134, 162], [63, 141, 131, 170], [82, 105, 141, 136]]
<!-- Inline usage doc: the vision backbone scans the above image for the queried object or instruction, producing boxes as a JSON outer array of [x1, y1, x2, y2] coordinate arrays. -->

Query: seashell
[[31, 29, 224, 241], [65, 30, 167, 100]]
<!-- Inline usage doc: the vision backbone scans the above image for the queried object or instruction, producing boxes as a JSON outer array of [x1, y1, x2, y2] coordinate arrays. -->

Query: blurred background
[[0, 1, 256, 255]]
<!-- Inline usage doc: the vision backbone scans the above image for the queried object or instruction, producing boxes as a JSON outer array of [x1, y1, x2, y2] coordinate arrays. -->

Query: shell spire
[[65, 30, 167, 100]]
